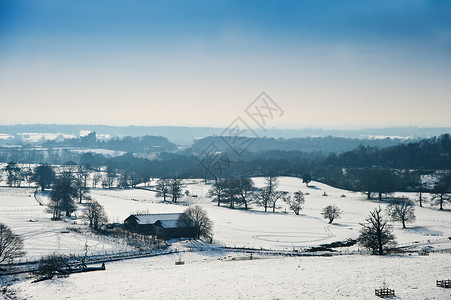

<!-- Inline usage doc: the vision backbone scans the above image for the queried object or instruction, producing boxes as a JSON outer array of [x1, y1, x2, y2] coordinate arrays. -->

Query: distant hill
[[0, 124, 449, 146], [42, 132, 178, 153], [329, 134, 451, 169], [190, 136, 417, 155]]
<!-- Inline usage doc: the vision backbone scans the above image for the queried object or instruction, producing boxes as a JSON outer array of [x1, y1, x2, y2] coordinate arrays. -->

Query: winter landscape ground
[[2, 0, 451, 299], [1, 177, 450, 299]]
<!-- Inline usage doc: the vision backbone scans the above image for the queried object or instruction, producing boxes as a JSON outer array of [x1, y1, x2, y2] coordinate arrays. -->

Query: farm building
[[123, 213, 196, 239]]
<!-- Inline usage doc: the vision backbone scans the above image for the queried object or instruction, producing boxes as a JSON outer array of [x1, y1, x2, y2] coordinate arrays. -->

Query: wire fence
[[3, 242, 451, 276], [397, 237, 451, 248], [1, 248, 182, 276]]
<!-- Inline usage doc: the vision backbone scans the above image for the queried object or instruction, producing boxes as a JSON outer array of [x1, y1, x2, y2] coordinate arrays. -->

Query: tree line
[[324, 134, 451, 169], [2, 134, 450, 184], [191, 135, 411, 155], [43, 132, 178, 153], [3, 161, 450, 211]]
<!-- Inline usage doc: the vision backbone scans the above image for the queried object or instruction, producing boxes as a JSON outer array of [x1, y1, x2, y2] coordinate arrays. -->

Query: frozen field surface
[[11, 252, 451, 300], [1, 176, 451, 299], [0, 188, 133, 260], [92, 177, 451, 250]]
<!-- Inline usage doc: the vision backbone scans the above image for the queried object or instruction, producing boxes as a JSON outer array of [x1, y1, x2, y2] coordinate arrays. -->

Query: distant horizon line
[[1, 123, 450, 131]]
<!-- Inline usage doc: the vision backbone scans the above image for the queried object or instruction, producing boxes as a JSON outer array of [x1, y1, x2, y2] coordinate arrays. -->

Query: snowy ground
[[0, 188, 133, 261], [91, 177, 451, 250], [9, 252, 451, 300], [1, 177, 451, 299], [69, 148, 126, 156]]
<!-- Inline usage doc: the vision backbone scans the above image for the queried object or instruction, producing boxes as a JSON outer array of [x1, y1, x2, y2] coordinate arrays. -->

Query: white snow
[[92, 177, 451, 250], [0, 188, 133, 261], [10, 252, 451, 300], [0, 134, 14, 140], [69, 148, 126, 156], [18, 133, 76, 142], [1, 177, 451, 299]]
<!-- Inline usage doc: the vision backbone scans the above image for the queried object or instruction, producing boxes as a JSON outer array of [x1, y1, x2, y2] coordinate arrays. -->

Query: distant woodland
[[1, 132, 450, 194]]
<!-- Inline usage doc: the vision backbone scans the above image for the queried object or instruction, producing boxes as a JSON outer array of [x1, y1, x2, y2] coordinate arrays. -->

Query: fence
[[0, 248, 182, 276], [397, 237, 451, 249], [375, 288, 395, 298], [3, 237, 450, 276], [436, 280, 451, 288], [218, 244, 373, 257]]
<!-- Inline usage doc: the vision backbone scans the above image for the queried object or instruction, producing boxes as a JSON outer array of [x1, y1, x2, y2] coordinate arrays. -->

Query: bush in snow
[[321, 205, 342, 224], [35, 254, 70, 278]]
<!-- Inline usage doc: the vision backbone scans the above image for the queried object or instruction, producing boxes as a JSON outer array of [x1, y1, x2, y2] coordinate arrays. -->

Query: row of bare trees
[[155, 178, 185, 202], [46, 170, 108, 230], [0, 162, 151, 191], [206, 176, 299, 212], [0, 162, 56, 189], [355, 169, 451, 210]]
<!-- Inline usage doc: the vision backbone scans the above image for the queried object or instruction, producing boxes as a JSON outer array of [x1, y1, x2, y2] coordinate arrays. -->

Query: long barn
[[124, 213, 196, 239]]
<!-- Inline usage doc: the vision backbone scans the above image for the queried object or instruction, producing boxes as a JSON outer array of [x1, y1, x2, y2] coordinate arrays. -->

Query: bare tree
[[128, 170, 142, 188], [0, 223, 25, 263], [155, 178, 171, 201], [35, 254, 70, 278], [302, 173, 312, 187], [321, 205, 342, 224], [207, 179, 227, 206], [4, 162, 22, 187], [24, 168, 34, 187], [222, 178, 240, 208], [32, 164, 55, 191], [169, 178, 185, 203], [416, 191, 427, 208], [48, 172, 78, 219], [260, 176, 278, 212], [386, 198, 416, 229], [414, 178, 429, 207], [92, 173, 102, 188], [105, 166, 116, 189], [178, 205, 213, 240], [117, 170, 130, 189], [358, 206, 396, 255], [269, 190, 289, 213], [284, 190, 305, 215], [73, 242, 89, 270], [235, 177, 255, 210], [101, 179, 109, 189], [358, 169, 400, 201], [75, 168, 91, 204], [431, 176, 451, 210], [77, 165, 90, 189], [83, 200, 108, 230]]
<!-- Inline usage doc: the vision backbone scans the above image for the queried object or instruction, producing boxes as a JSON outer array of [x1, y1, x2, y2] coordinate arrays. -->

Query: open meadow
[[1, 177, 451, 299]]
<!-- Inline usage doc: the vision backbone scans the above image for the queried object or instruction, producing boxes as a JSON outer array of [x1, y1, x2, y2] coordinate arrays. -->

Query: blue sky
[[1, 0, 450, 128]]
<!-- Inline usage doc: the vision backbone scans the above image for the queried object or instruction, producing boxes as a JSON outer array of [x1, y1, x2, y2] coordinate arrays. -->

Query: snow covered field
[[69, 148, 126, 156], [1, 177, 451, 299], [92, 177, 451, 250], [10, 252, 451, 299], [0, 188, 133, 261]]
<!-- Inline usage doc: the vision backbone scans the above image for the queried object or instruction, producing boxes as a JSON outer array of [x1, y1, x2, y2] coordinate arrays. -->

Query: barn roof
[[130, 213, 184, 228], [156, 219, 179, 228]]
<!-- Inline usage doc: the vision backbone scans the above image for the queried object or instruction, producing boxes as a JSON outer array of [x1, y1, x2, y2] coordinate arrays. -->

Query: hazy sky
[[1, 0, 451, 129]]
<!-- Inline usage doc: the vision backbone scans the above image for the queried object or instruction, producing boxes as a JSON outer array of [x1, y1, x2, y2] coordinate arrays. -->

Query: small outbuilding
[[123, 213, 196, 239]]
